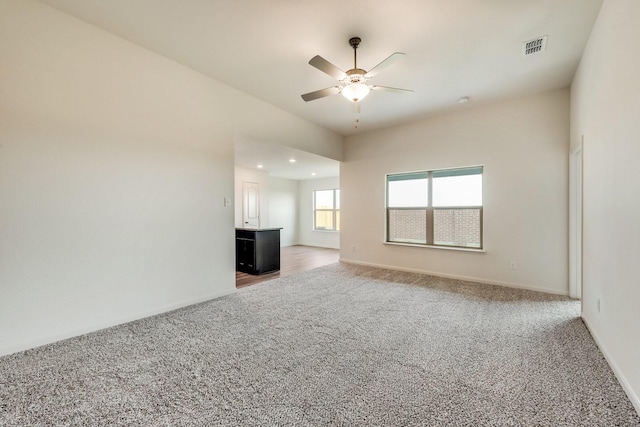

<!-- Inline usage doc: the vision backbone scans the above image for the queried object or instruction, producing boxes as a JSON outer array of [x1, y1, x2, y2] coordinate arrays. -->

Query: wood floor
[[236, 245, 340, 288]]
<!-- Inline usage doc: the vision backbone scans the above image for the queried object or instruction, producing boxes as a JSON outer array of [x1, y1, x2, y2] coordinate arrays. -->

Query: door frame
[[569, 137, 584, 301]]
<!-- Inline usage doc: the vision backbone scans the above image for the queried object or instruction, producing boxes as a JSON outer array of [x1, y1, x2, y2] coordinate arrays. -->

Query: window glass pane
[[315, 211, 334, 230], [335, 189, 340, 209], [315, 190, 334, 209], [432, 174, 482, 207], [388, 209, 427, 244], [336, 210, 340, 231], [388, 179, 428, 207], [433, 208, 481, 248]]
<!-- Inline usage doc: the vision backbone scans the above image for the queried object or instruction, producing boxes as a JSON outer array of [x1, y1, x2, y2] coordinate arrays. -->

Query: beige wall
[[268, 177, 300, 247], [341, 89, 570, 294], [571, 0, 640, 412], [0, 0, 342, 356]]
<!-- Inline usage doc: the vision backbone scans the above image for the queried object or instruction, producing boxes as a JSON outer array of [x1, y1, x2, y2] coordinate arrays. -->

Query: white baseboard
[[581, 317, 640, 416], [0, 288, 235, 357], [292, 243, 339, 249], [339, 258, 568, 296]]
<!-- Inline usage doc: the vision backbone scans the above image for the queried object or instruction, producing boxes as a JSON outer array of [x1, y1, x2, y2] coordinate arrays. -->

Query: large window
[[314, 189, 340, 231], [386, 166, 482, 249]]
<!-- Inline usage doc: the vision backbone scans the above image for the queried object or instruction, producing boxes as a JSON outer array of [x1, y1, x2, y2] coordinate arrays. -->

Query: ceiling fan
[[301, 37, 412, 104]]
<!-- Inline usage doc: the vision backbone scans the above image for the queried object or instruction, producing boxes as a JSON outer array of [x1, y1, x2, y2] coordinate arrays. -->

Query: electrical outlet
[[351, 245, 356, 253], [224, 197, 231, 207], [597, 299, 601, 313], [509, 261, 517, 270]]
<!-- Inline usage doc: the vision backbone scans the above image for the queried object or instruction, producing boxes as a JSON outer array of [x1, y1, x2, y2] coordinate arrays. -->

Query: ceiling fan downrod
[[346, 36, 367, 83], [349, 37, 361, 69]]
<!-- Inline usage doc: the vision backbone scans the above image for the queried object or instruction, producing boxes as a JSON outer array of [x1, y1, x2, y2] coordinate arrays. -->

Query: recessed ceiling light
[[257, 164, 263, 168], [311, 172, 317, 176], [289, 158, 296, 163], [458, 96, 470, 104]]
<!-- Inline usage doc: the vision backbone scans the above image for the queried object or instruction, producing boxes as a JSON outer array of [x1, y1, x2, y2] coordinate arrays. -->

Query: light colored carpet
[[1, 263, 639, 426]]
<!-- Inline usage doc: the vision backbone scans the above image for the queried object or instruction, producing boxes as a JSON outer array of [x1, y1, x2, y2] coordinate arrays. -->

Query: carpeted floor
[[1, 263, 639, 426]]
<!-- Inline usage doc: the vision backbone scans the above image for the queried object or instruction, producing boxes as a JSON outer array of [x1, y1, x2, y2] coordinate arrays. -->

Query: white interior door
[[242, 181, 260, 228]]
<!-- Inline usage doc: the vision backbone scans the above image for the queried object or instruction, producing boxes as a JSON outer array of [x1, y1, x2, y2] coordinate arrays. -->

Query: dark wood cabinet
[[236, 228, 281, 275]]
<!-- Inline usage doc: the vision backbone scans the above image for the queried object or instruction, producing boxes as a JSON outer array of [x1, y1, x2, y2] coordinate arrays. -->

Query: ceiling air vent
[[523, 35, 548, 56]]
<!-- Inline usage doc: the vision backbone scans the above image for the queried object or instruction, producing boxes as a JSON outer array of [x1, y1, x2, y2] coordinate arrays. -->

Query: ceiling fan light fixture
[[341, 82, 370, 102], [301, 37, 410, 107]]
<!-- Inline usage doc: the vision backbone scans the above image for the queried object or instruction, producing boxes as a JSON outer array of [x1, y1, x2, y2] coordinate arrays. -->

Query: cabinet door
[[236, 238, 256, 271]]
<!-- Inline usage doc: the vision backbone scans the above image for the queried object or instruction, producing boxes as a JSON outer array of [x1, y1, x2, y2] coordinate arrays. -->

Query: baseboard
[[0, 288, 235, 357], [293, 243, 339, 250], [339, 258, 568, 296], [581, 317, 640, 416], [280, 242, 300, 247]]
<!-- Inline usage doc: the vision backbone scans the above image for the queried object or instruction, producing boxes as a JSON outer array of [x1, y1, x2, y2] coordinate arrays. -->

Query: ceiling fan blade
[[371, 85, 414, 94], [309, 55, 347, 80], [301, 86, 341, 102], [365, 52, 405, 78]]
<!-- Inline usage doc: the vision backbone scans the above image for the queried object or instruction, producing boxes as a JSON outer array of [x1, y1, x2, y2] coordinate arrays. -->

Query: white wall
[[0, 0, 342, 356], [268, 177, 299, 246], [341, 89, 569, 294], [298, 177, 340, 249], [570, 0, 640, 412]]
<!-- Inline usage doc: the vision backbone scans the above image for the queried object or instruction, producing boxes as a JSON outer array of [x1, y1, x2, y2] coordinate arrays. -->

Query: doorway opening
[[234, 136, 341, 287]]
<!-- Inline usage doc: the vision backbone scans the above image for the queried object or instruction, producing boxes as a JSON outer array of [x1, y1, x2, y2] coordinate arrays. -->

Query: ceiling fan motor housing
[[344, 68, 368, 84]]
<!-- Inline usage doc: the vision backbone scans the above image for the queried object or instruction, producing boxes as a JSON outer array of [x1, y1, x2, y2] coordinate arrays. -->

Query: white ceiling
[[37, 0, 603, 179], [235, 136, 339, 181]]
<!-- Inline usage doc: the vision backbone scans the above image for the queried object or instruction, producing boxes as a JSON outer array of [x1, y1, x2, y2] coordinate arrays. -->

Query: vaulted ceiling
[[35, 1, 603, 180], [38, 0, 603, 137]]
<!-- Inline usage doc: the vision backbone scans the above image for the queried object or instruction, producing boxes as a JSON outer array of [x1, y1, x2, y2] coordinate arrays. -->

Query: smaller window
[[314, 189, 340, 231]]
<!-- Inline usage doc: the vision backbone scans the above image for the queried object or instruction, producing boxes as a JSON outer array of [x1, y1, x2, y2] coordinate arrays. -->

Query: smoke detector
[[523, 35, 548, 56]]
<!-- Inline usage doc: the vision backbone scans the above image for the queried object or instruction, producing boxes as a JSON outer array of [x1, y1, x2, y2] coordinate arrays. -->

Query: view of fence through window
[[386, 167, 482, 248], [314, 189, 340, 231]]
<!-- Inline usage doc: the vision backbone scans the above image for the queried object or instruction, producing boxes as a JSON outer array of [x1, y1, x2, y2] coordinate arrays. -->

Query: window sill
[[313, 229, 340, 233], [383, 241, 485, 253]]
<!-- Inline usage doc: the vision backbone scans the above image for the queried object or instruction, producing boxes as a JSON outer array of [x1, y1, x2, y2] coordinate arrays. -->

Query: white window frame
[[313, 189, 340, 232], [385, 166, 483, 250]]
